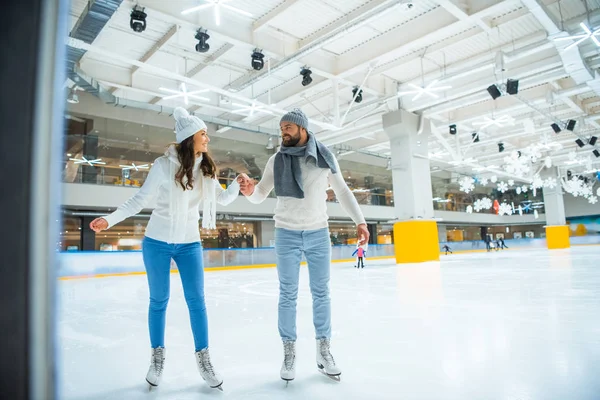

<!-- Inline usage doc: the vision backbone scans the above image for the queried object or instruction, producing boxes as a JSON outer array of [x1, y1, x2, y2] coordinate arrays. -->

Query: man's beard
[[282, 134, 301, 147]]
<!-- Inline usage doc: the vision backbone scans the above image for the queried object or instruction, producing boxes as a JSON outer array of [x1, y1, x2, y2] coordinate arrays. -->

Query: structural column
[[383, 110, 439, 263], [258, 220, 275, 247], [542, 167, 570, 249]]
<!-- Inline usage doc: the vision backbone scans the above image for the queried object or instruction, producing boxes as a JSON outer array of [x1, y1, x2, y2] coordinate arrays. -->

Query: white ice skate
[[195, 348, 223, 391], [316, 338, 341, 382], [145, 347, 165, 390], [280, 340, 296, 385]]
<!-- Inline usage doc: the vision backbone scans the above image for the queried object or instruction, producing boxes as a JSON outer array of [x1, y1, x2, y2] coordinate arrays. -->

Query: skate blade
[[146, 379, 158, 391], [317, 365, 341, 382], [211, 383, 224, 392]]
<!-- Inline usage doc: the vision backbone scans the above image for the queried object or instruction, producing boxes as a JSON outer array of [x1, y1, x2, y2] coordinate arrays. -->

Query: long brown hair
[[173, 135, 217, 190]]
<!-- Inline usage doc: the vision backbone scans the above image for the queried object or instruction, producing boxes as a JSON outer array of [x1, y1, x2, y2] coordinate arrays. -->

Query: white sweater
[[247, 154, 366, 230], [104, 147, 240, 244]]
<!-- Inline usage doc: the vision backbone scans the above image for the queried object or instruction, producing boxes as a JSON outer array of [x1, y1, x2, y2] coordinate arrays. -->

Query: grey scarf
[[274, 133, 338, 199]]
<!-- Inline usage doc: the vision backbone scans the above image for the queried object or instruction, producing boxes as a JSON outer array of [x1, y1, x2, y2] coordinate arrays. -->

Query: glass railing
[[62, 135, 544, 213]]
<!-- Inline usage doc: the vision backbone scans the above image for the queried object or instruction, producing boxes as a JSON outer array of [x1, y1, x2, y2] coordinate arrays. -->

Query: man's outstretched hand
[[237, 173, 255, 196]]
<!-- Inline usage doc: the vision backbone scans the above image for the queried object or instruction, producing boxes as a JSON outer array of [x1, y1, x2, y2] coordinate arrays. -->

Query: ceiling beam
[[132, 24, 178, 76], [253, 0, 301, 32], [435, 0, 492, 32]]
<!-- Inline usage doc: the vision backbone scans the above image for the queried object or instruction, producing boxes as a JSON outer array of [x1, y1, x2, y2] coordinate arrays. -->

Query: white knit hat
[[173, 107, 207, 143]]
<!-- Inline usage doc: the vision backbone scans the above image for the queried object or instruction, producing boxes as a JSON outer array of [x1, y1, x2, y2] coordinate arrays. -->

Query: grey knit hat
[[173, 107, 207, 143], [280, 108, 308, 131]]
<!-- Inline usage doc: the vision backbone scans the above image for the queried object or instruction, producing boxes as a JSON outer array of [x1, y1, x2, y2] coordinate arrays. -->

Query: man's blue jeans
[[142, 236, 208, 351], [275, 227, 332, 341]]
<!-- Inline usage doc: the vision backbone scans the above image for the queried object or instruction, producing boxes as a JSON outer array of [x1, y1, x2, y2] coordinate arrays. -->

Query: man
[[237, 108, 369, 383]]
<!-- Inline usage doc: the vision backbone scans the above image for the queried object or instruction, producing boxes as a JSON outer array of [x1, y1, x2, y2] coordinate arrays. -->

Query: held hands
[[357, 223, 370, 246], [89, 217, 109, 233], [237, 173, 256, 196]]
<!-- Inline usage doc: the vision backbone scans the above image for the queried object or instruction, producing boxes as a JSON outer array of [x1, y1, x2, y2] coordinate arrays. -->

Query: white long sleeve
[[249, 153, 366, 230], [247, 155, 275, 204], [328, 158, 366, 226], [104, 161, 163, 229], [215, 178, 240, 205]]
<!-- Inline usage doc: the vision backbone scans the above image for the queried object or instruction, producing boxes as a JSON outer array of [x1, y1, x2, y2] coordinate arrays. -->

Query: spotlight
[[487, 84, 502, 100], [575, 138, 585, 148], [551, 123, 561, 133], [195, 29, 210, 53], [471, 132, 479, 142], [566, 119, 576, 131], [589, 136, 598, 146], [386, 159, 392, 170], [130, 5, 147, 33], [449, 124, 457, 135], [517, 150, 522, 158], [593, 149, 600, 158], [251, 49, 264, 71], [300, 67, 312, 86], [498, 142, 505, 153], [66, 90, 79, 104], [506, 79, 519, 95], [352, 87, 363, 103], [567, 170, 572, 178]]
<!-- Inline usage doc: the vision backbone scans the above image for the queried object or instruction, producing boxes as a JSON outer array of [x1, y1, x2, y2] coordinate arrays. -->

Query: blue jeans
[[275, 228, 332, 341], [142, 236, 208, 351]]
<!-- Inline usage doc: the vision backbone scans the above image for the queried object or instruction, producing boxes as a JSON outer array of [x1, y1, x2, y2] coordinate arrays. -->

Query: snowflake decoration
[[508, 179, 515, 187], [516, 187, 522, 194], [459, 176, 475, 193], [543, 178, 557, 189], [491, 175, 498, 183], [544, 156, 552, 169], [466, 205, 473, 214], [474, 197, 492, 212], [589, 196, 598, 204], [597, 188, 600, 196], [497, 181, 509, 193], [498, 203, 513, 216], [582, 186, 592, 197], [479, 177, 489, 186], [503, 151, 531, 177], [518, 205, 523, 215], [532, 174, 544, 189], [562, 176, 585, 197], [521, 185, 528, 193]]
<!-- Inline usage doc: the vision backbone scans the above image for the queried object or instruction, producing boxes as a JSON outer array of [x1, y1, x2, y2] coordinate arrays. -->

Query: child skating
[[352, 244, 366, 268]]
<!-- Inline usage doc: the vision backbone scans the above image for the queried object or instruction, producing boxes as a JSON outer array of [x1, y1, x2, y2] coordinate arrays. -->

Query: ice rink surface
[[58, 246, 600, 400]]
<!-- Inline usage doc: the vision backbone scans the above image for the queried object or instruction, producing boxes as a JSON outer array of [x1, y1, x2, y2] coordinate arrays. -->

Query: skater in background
[[237, 108, 368, 384], [442, 244, 452, 255], [89, 108, 240, 391], [484, 235, 492, 252], [499, 237, 508, 249], [352, 244, 367, 268]]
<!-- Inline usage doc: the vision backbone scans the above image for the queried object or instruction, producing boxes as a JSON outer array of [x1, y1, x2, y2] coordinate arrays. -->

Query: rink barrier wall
[[58, 237, 600, 279]]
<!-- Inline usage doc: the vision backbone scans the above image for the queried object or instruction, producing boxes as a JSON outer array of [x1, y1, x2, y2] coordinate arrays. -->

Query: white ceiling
[[68, 0, 600, 182]]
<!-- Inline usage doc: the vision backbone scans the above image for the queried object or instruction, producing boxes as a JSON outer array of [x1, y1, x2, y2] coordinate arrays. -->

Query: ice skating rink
[[58, 246, 600, 400]]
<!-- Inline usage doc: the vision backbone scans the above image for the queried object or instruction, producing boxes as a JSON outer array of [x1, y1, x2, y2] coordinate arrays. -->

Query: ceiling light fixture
[[397, 79, 452, 101], [119, 163, 149, 171], [181, 0, 252, 26], [554, 22, 600, 51], [473, 115, 515, 130], [69, 156, 106, 167], [159, 83, 210, 105], [231, 99, 274, 117]]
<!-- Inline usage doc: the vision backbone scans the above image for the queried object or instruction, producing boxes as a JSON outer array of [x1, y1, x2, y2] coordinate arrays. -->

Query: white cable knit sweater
[[247, 154, 366, 230], [103, 147, 240, 244]]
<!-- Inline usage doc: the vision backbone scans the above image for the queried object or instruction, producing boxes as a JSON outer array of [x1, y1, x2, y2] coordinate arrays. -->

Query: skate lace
[[199, 350, 215, 377], [283, 341, 295, 370], [152, 347, 165, 375], [319, 339, 336, 366]]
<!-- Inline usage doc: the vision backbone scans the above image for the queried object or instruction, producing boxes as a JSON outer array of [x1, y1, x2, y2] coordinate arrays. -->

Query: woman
[[89, 107, 240, 391]]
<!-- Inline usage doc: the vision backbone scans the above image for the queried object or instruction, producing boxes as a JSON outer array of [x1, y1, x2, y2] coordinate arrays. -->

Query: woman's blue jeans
[[142, 236, 208, 351]]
